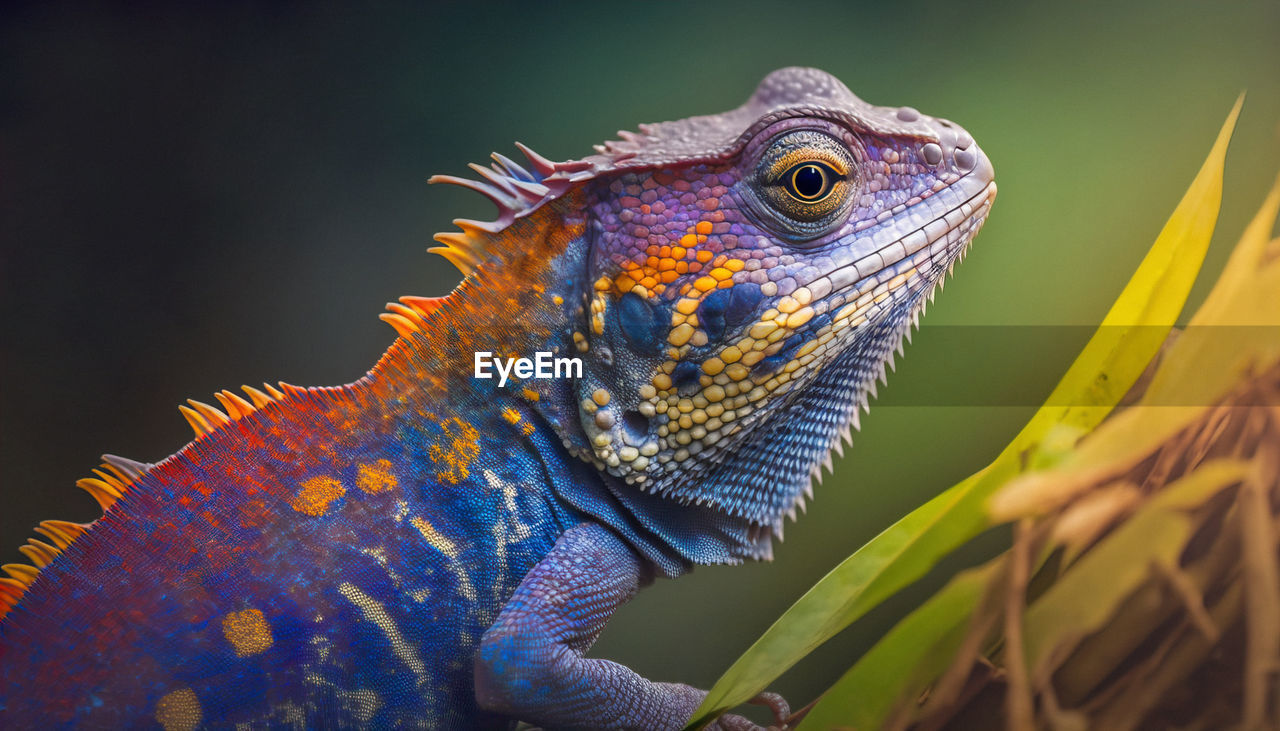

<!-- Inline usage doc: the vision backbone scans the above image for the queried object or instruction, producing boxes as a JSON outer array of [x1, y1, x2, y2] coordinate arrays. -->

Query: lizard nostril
[[621, 410, 649, 442], [954, 147, 976, 171], [921, 143, 943, 166]]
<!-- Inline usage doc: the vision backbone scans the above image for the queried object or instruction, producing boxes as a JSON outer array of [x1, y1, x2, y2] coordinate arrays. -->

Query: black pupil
[[793, 165, 826, 199]]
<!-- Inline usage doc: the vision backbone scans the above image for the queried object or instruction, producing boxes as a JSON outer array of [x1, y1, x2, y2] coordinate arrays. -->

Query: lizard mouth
[[818, 168, 997, 327]]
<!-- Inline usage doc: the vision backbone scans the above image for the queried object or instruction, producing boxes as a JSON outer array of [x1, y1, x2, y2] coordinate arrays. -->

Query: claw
[[749, 691, 791, 728]]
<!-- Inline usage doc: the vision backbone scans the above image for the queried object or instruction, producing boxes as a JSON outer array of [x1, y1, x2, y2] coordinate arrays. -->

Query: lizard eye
[[783, 162, 839, 203], [749, 129, 859, 241]]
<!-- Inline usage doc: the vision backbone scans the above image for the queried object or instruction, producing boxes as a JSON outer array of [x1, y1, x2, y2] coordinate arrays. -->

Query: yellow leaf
[[993, 168, 1280, 521]]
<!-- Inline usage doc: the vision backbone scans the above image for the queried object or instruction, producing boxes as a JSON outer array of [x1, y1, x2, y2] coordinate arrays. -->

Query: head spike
[[513, 141, 560, 178], [264, 383, 286, 400], [490, 151, 536, 182], [507, 178, 551, 204], [467, 162, 522, 196], [427, 174, 519, 218]]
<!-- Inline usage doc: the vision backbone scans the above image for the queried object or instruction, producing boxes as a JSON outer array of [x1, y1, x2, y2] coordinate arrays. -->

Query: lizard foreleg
[[475, 522, 785, 730]]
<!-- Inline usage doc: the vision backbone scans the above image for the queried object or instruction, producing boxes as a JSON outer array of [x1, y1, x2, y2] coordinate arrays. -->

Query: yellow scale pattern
[[155, 687, 202, 731], [618, 266, 925, 474], [221, 608, 274, 657]]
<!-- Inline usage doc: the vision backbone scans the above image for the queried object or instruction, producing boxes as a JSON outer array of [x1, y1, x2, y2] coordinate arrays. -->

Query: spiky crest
[[428, 142, 593, 276], [378, 295, 447, 338], [0, 456, 142, 620], [0, 382, 296, 620], [426, 68, 933, 284]]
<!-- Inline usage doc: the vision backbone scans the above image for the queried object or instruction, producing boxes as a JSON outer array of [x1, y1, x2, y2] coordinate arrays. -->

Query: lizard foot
[[705, 692, 792, 731]]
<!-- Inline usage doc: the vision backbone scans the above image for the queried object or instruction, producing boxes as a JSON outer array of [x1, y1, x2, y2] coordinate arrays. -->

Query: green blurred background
[[2, 0, 1277, 712]]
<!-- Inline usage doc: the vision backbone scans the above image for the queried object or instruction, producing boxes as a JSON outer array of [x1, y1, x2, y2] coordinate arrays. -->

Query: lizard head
[[432, 67, 995, 540]]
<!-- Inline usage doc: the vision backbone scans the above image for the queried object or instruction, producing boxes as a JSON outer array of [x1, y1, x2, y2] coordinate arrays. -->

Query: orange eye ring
[[783, 162, 837, 203], [750, 130, 857, 237]]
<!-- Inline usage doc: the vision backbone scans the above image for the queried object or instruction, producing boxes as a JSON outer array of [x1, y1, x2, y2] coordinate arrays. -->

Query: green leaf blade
[[797, 564, 998, 730]]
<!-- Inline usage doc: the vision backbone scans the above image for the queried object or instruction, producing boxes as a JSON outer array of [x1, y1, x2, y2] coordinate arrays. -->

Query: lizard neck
[[357, 197, 769, 574], [363, 196, 593, 432]]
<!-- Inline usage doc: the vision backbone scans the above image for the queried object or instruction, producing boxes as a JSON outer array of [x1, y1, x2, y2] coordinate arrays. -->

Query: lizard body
[[0, 68, 994, 728]]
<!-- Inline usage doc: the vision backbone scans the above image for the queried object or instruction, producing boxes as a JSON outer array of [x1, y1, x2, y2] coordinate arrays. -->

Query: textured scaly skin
[[0, 68, 994, 729]]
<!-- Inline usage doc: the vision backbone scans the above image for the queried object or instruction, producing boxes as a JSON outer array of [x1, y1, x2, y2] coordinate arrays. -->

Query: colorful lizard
[[0, 67, 995, 729]]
